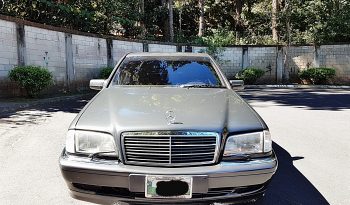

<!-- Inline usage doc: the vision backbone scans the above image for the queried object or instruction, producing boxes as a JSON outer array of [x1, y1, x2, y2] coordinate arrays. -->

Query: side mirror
[[90, 79, 106, 90], [229, 80, 244, 90]]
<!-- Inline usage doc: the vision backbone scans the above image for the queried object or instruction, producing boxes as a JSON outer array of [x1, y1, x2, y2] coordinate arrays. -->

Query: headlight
[[223, 130, 272, 156], [65, 130, 117, 155]]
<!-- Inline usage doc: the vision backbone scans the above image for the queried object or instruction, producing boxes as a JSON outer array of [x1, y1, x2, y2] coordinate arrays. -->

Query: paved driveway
[[240, 88, 350, 205], [0, 88, 349, 205]]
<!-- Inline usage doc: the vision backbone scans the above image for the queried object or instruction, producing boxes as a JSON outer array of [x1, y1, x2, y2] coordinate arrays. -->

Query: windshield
[[111, 56, 224, 88]]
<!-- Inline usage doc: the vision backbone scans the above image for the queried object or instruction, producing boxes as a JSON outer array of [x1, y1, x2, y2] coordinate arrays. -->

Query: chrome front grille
[[122, 131, 219, 166]]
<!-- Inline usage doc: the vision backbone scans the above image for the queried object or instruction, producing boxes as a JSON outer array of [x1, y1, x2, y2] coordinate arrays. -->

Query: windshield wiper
[[179, 84, 223, 88]]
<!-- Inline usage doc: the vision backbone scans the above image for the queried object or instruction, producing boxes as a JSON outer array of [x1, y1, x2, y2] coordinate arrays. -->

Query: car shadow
[[239, 88, 350, 111], [256, 142, 330, 205]]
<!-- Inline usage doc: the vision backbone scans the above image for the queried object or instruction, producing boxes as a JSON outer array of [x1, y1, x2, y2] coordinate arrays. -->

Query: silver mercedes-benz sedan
[[59, 52, 277, 205]]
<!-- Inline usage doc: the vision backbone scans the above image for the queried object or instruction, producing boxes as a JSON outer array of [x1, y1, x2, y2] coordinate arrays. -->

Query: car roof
[[126, 52, 211, 58]]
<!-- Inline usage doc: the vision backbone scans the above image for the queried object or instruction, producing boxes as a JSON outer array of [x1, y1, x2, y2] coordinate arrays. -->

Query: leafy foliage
[[1, 0, 350, 44], [0, 0, 140, 36], [9, 66, 53, 97], [299, 68, 336, 85], [235, 67, 265, 85], [99, 67, 114, 79]]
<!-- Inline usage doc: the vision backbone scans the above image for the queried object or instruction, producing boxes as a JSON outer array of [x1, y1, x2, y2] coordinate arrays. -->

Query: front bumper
[[60, 151, 277, 204]]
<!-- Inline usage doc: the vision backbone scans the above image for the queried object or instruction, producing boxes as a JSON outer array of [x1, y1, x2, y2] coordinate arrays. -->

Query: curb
[[244, 85, 350, 89], [0, 92, 95, 115]]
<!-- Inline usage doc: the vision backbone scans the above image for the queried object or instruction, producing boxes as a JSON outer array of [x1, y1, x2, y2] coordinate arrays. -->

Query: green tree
[[1, 0, 350, 45]]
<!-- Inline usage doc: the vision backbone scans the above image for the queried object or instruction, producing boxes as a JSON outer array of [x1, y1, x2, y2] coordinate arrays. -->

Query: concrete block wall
[[192, 46, 206, 53], [248, 47, 277, 81], [320, 45, 350, 81], [2, 16, 350, 97], [72, 35, 107, 80], [25, 26, 66, 82], [219, 47, 242, 78], [192, 46, 244, 79], [112, 40, 143, 64], [286, 46, 315, 71], [0, 19, 17, 79], [148, 44, 177, 53]]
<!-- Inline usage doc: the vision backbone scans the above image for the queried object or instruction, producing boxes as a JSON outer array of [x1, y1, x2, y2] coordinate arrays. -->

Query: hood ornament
[[166, 110, 183, 125]]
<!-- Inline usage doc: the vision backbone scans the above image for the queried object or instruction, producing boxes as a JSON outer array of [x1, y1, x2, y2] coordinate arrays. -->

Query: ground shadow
[[239, 88, 350, 111], [0, 94, 94, 126], [257, 142, 330, 205]]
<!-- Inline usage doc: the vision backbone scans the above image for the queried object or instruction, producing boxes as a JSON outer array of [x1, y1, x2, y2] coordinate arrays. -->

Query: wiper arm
[[88, 151, 118, 161]]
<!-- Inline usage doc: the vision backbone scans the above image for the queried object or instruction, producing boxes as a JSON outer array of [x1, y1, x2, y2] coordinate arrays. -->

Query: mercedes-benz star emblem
[[165, 110, 176, 125]]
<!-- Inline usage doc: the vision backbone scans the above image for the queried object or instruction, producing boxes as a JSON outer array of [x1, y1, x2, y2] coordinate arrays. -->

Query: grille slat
[[172, 158, 214, 163], [127, 155, 169, 159], [125, 141, 169, 144], [127, 158, 169, 163], [172, 146, 216, 151], [124, 143, 170, 147], [171, 144, 216, 147], [125, 148, 170, 153], [172, 141, 216, 144], [123, 131, 219, 166], [171, 153, 214, 156], [126, 151, 170, 156]]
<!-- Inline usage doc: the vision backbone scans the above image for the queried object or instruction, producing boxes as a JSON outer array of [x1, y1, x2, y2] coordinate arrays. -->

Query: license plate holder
[[145, 175, 192, 198]]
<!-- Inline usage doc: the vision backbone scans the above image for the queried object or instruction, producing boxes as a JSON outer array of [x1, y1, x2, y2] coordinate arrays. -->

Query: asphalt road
[[0, 88, 349, 205]]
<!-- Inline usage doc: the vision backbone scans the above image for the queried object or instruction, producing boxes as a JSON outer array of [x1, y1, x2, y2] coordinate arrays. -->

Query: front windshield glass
[[112, 56, 224, 88]]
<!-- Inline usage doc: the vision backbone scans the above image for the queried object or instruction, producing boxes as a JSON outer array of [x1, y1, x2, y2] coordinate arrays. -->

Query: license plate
[[145, 175, 192, 198]]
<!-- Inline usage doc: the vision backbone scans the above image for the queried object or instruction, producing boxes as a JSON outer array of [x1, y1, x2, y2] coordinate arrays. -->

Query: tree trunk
[[179, 9, 182, 34], [139, 0, 146, 38], [272, 0, 279, 42], [162, 0, 169, 41], [198, 0, 205, 37], [235, 0, 243, 29], [285, 0, 291, 45], [234, 0, 243, 39], [168, 0, 174, 42]]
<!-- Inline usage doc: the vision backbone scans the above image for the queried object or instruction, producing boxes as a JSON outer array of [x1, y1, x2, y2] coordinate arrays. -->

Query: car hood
[[72, 87, 266, 135]]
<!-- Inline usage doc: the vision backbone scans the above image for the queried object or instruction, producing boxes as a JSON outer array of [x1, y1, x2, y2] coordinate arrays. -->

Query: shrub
[[9, 66, 53, 97], [298, 67, 336, 84], [235, 67, 265, 84], [99, 67, 114, 79]]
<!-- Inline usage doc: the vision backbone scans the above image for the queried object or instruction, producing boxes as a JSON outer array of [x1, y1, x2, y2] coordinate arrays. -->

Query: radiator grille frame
[[121, 131, 220, 167]]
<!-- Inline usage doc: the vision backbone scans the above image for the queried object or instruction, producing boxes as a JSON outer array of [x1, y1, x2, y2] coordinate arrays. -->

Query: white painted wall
[[287, 46, 315, 69], [1, 18, 350, 87], [320, 45, 350, 81], [248, 47, 277, 81], [0, 20, 17, 79], [219, 47, 243, 78], [192, 46, 206, 53], [72, 34, 107, 80], [25, 26, 66, 82], [148, 44, 176, 53], [112, 40, 143, 65]]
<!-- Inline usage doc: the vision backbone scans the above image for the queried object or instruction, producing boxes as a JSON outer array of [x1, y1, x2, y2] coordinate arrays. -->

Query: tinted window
[[112, 58, 223, 87]]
